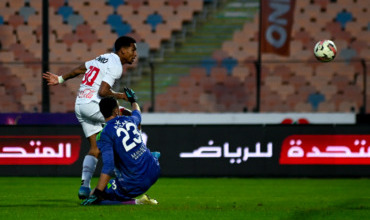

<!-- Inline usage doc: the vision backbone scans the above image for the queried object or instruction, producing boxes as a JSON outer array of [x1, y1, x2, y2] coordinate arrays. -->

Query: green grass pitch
[[0, 177, 369, 219]]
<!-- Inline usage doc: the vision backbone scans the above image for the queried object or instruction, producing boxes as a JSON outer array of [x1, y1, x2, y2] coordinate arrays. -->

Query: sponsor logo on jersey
[[96, 56, 108, 63]]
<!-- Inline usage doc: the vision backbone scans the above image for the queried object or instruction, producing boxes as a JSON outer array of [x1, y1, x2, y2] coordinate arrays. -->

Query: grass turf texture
[[0, 178, 369, 219]]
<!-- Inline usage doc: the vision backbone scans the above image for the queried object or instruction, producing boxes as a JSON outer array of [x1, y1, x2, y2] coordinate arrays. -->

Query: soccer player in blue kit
[[81, 89, 160, 205]]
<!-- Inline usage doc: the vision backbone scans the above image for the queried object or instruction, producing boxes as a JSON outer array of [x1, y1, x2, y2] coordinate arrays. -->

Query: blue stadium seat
[[136, 42, 150, 60], [308, 92, 325, 111], [107, 14, 123, 30], [108, 0, 125, 11], [339, 48, 357, 62], [19, 6, 36, 23], [115, 22, 132, 36], [146, 13, 163, 31], [58, 5, 74, 22], [201, 58, 217, 76], [0, 16, 3, 25], [336, 10, 353, 29], [67, 14, 84, 30], [221, 57, 238, 75]]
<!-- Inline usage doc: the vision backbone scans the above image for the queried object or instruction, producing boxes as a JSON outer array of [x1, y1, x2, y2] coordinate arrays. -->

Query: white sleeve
[[85, 59, 93, 70], [102, 64, 122, 87]]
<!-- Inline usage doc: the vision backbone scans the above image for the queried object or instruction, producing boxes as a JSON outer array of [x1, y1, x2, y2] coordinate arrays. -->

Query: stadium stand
[[0, 0, 368, 113]]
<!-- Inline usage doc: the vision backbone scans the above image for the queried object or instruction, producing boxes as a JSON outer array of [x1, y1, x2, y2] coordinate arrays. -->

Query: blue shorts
[[103, 159, 160, 201]]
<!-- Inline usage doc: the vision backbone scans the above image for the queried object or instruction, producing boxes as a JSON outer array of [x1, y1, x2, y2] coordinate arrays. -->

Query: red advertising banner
[[280, 135, 370, 165], [261, 0, 296, 56], [0, 136, 81, 165]]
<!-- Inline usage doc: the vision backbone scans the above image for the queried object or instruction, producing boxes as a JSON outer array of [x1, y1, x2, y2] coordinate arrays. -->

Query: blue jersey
[[97, 110, 159, 192]]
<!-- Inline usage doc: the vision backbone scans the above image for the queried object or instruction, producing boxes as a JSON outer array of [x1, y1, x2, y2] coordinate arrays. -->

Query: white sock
[[81, 155, 98, 188]]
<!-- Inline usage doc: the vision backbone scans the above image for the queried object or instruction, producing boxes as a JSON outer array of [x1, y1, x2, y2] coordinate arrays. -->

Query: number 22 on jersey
[[116, 122, 142, 152], [82, 66, 100, 86]]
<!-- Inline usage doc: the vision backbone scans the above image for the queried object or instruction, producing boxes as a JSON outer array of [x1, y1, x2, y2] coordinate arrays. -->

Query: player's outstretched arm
[[98, 81, 128, 101], [42, 64, 87, 86], [124, 87, 139, 109]]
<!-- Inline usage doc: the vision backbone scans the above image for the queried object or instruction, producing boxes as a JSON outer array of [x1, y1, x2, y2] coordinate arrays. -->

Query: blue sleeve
[[131, 110, 142, 126], [97, 130, 115, 176]]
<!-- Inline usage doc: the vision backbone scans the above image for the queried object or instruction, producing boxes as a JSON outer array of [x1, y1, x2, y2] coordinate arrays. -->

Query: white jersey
[[76, 53, 123, 105]]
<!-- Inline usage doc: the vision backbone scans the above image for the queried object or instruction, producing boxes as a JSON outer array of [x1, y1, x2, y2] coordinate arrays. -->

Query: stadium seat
[[79, 8, 99, 25], [89, 42, 108, 55], [232, 66, 250, 83], [75, 24, 92, 38], [0, 26, 16, 49], [138, 5, 156, 18], [313, 0, 330, 8], [0, 16, 3, 25], [304, 4, 321, 17], [115, 22, 133, 36], [125, 0, 145, 11], [221, 41, 239, 57], [67, 14, 84, 30], [189, 67, 207, 84], [321, 85, 337, 100], [16, 25, 36, 48], [146, 13, 163, 31], [339, 48, 357, 61], [7, 0, 25, 8], [308, 92, 325, 111], [168, 0, 184, 10], [338, 101, 357, 112], [19, 6, 36, 23], [107, 13, 123, 29], [0, 7, 16, 23], [318, 102, 336, 112], [57, 5, 74, 22], [156, 5, 175, 20], [176, 5, 194, 22], [359, 48, 370, 59], [294, 102, 313, 112], [0, 51, 15, 62], [108, 0, 124, 11], [187, 0, 203, 13], [143, 33, 162, 50], [62, 32, 79, 48], [355, 30, 370, 42], [211, 50, 228, 65], [49, 11, 64, 28], [165, 16, 183, 32], [155, 23, 172, 40], [49, 0, 65, 10], [28, 42, 41, 59], [27, 14, 41, 27], [8, 14, 24, 29], [178, 76, 197, 88], [210, 67, 228, 84], [136, 42, 150, 60], [336, 10, 353, 29], [201, 58, 217, 76], [147, 0, 167, 11], [221, 57, 238, 75], [134, 24, 152, 39]]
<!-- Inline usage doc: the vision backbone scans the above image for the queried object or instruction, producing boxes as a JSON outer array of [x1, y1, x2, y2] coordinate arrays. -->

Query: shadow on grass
[[0, 199, 79, 208], [285, 199, 370, 220]]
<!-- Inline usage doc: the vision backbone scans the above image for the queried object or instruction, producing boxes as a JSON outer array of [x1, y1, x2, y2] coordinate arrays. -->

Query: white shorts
[[75, 101, 105, 138]]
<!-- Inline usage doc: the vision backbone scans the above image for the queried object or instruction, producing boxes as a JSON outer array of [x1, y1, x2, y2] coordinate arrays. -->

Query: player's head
[[99, 96, 120, 119], [114, 36, 137, 64]]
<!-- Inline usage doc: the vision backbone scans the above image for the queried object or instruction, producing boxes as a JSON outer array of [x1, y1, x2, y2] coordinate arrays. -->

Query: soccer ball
[[313, 40, 337, 62]]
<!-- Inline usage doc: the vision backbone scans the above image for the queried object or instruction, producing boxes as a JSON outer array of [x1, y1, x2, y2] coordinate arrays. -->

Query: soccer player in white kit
[[42, 36, 137, 199]]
